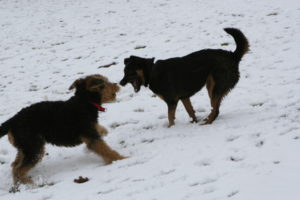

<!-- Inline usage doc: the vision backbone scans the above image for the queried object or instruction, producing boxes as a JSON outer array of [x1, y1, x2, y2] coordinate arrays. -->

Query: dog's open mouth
[[131, 79, 141, 93]]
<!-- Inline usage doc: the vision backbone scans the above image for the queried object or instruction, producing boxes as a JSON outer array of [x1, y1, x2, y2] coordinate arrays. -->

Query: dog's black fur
[[0, 74, 125, 184], [120, 28, 249, 126]]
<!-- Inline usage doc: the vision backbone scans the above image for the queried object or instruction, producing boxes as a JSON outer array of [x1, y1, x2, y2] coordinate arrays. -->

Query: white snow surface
[[0, 0, 300, 199]]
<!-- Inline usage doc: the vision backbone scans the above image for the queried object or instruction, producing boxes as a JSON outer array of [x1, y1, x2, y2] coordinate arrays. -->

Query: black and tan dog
[[120, 28, 249, 127], [0, 74, 126, 184]]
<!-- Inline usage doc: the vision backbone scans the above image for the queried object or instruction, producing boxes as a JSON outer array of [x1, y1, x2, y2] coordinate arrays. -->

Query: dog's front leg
[[181, 98, 198, 123], [95, 124, 108, 136], [166, 100, 178, 127], [82, 138, 126, 164]]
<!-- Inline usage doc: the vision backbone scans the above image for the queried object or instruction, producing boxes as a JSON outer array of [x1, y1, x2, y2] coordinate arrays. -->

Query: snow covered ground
[[0, 0, 300, 199]]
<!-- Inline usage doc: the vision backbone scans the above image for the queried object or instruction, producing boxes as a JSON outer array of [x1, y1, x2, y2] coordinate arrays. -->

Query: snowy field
[[0, 0, 300, 199]]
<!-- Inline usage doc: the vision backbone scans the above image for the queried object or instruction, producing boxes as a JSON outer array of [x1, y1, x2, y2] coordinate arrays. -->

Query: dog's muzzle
[[119, 78, 128, 86]]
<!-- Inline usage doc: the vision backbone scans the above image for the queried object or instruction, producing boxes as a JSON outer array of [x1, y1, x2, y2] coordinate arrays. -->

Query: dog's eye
[[99, 84, 105, 89], [88, 79, 105, 90], [90, 79, 103, 86]]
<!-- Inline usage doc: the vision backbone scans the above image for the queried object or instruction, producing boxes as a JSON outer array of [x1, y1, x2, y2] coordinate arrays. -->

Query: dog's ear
[[69, 79, 83, 90], [125, 56, 141, 64], [145, 57, 155, 66], [124, 57, 130, 65], [151, 57, 155, 63]]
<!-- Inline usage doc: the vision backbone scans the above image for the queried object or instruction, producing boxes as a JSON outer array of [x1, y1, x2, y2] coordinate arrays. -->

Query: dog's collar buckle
[[90, 102, 106, 112]]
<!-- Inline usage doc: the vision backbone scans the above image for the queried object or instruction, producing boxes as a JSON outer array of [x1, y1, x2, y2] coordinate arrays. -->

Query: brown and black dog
[[0, 74, 126, 185], [120, 28, 249, 127]]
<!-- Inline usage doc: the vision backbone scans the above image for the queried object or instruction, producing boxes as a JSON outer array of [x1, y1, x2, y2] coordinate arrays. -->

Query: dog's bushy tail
[[0, 120, 10, 139], [224, 28, 249, 62]]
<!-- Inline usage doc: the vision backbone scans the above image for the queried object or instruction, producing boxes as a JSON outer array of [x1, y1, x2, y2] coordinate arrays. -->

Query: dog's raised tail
[[224, 28, 249, 62], [0, 120, 10, 139]]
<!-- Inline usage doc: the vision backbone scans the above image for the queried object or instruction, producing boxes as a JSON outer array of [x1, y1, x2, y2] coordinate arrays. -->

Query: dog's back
[[151, 28, 249, 98], [3, 98, 98, 146]]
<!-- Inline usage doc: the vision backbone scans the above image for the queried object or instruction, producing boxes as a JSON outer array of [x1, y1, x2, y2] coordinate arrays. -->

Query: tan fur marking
[[12, 147, 45, 184], [81, 138, 126, 164], [100, 82, 119, 104], [206, 75, 215, 105], [95, 124, 108, 136], [136, 70, 145, 85], [181, 98, 197, 122], [204, 74, 230, 125], [157, 94, 164, 100], [11, 151, 23, 168], [8, 132, 15, 147], [13, 164, 34, 184], [168, 107, 176, 127], [203, 96, 221, 125]]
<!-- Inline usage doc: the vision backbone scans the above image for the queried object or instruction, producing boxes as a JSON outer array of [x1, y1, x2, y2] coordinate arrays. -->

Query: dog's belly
[[43, 130, 83, 147], [45, 136, 82, 147]]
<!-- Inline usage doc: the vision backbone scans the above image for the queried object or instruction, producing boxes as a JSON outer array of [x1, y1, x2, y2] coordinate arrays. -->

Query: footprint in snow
[[142, 125, 155, 130], [273, 161, 280, 165], [203, 186, 216, 194], [0, 149, 8, 155], [0, 159, 6, 165], [158, 114, 167, 119], [294, 136, 300, 140], [226, 135, 240, 142], [110, 120, 139, 129], [200, 177, 217, 185], [134, 108, 144, 112], [158, 169, 176, 176], [194, 159, 212, 167], [255, 140, 264, 148], [251, 132, 261, 138], [228, 190, 239, 198], [229, 156, 244, 162], [141, 138, 155, 143]]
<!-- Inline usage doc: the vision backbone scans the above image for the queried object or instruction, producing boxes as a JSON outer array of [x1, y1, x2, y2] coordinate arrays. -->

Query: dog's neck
[[90, 102, 106, 112], [143, 60, 154, 87], [71, 92, 104, 111]]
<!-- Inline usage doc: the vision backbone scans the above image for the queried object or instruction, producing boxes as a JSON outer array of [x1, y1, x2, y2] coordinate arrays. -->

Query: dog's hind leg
[[8, 133, 22, 168], [203, 95, 222, 125], [206, 75, 215, 107], [204, 82, 230, 125], [181, 98, 197, 123], [11, 151, 23, 168], [13, 145, 45, 184], [82, 137, 126, 164]]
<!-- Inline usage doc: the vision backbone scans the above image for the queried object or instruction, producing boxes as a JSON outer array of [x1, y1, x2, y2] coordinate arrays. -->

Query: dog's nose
[[119, 78, 127, 86]]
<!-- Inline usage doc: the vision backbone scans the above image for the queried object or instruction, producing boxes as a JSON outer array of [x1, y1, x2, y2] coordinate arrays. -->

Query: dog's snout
[[114, 83, 120, 92], [119, 78, 127, 86]]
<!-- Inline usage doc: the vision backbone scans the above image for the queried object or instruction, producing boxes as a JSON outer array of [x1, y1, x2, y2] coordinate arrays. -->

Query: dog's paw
[[167, 119, 176, 127], [96, 124, 109, 136], [201, 120, 212, 125], [168, 123, 175, 128], [99, 128, 108, 136], [190, 118, 198, 123], [105, 155, 128, 164], [114, 155, 128, 161]]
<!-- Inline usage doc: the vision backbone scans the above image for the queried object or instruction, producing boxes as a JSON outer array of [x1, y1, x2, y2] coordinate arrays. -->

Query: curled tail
[[224, 28, 249, 62], [0, 120, 10, 139]]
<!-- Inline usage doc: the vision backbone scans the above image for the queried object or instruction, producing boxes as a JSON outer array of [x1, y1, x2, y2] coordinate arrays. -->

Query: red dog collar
[[90, 102, 106, 112]]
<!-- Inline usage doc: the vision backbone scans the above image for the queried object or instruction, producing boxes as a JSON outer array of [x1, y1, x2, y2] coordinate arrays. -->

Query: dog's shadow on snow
[[31, 147, 107, 180]]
